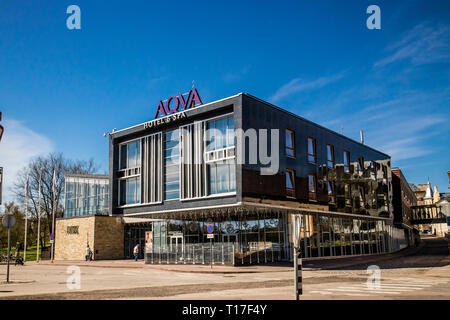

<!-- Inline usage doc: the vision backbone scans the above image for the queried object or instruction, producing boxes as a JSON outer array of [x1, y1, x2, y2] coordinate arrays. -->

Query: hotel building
[[100, 92, 404, 264]]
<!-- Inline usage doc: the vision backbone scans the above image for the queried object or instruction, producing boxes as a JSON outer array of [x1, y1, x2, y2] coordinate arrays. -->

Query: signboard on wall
[[145, 231, 153, 253], [153, 88, 203, 119]]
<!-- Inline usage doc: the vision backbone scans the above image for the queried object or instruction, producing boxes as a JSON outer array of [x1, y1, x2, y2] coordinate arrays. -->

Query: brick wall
[[55, 216, 124, 260]]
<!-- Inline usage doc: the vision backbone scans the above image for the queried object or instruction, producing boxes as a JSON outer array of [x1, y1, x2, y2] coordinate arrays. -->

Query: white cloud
[[0, 119, 53, 205], [374, 23, 450, 67], [268, 73, 345, 103]]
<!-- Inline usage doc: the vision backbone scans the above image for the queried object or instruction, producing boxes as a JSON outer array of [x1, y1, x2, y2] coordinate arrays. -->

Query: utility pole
[[2, 212, 17, 283], [36, 171, 41, 263], [51, 167, 56, 263], [24, 173, 29, 262]]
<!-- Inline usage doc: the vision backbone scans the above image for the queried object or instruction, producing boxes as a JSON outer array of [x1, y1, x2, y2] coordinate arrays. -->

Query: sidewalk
[[32, 243, 424, 273]]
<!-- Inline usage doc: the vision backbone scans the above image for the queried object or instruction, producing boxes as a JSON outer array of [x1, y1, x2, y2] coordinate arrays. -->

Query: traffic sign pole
[[207, 224, 214, 269], [6, 226, 11, 283], [3, 213, 16, 283]]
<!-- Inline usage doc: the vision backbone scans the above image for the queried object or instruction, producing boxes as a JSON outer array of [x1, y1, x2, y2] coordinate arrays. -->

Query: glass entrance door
[[169, 236, 183, 252], [222, 234, 237, 243]]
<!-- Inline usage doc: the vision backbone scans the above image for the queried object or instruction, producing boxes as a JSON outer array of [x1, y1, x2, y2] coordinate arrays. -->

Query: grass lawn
[[0, 245, 51, 261]]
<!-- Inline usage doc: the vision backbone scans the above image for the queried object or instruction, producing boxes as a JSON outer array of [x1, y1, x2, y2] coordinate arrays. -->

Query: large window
[[164, 129, 180, 200], [343, 150, 350, 172], [64, 177, 109, 217], [285, 169, 295, 197], [328, 180, 335, 203], [326, 144, 335, 168], [120, 177, 141, 205], [358, 156, 364, 173], [285, 129, 295, 157], [120, 140, 141, 170], [307, 137, 316, 163], [206, 116, 236, 195], [308, 174, 316, 201], [119, 140, 142, 206]]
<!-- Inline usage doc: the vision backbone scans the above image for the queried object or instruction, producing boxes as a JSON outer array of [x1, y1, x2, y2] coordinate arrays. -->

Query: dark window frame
[[308, 174, 317, 201], [327, 180, 335, 203], [358, 156, 364, 173], [343, 150, 350, 172], [326, 144, 335, 168], [285, 169, 296, 198], [307, 137, 317, 164], [285, 129, 296, 158]]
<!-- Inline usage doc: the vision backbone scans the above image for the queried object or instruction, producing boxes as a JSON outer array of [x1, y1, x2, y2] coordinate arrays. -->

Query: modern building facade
[[391, 168, 418, 246], [64, 174, 110, 218], [411, 181, 448, 237], [106, 92, 402, 264]]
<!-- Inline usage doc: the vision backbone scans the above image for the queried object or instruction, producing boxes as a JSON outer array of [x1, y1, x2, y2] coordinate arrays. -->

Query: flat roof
[[110, 92, 390, 158], [65, 173, 109, 179]]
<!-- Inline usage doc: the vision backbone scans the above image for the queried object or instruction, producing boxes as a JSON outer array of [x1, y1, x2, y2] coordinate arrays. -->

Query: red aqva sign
[[154, 88, 203, 119]]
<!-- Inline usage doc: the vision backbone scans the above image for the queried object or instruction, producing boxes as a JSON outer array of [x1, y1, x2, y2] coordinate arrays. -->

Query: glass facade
[[119, 140, 141, 206], [144, 209, 391, 265], [164, 129, 180, 200], [147, 211, 289, 265], [206, 115, 236, 195], [64, 175, 109, 218], [117, 115, 237, 206]]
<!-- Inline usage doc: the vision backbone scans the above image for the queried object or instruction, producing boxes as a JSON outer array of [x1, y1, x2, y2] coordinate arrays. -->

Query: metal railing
[[145, 243, 235, 265]]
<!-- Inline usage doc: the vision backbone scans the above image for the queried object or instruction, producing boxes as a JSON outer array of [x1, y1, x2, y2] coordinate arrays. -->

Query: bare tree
[[11, 153, 98, 249]]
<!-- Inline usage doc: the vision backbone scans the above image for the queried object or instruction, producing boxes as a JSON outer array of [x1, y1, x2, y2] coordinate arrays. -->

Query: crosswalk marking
[[308, 278, 448, 297]]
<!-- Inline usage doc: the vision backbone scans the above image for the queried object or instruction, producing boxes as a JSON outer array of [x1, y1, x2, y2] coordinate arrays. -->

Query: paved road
[[0, 237, 448, 300]]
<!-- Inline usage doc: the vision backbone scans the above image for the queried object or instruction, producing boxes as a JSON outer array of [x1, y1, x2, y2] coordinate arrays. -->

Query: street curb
[[309, 242, 426, 271], [26, 241, 430, 274]]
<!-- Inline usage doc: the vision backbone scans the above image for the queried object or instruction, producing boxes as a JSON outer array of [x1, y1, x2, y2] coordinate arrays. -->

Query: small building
[[391, 168, 418, 246], [412, 181, 448, 237], [56, 92, 413, 263]]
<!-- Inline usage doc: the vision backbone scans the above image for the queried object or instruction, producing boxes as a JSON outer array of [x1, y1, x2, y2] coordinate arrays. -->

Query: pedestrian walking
[[86, 245, 91, 261], [133, 243, 140, 261], [14, 247, 24, 266]]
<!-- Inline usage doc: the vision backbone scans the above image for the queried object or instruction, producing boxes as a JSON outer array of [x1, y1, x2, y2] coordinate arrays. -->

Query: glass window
[[205, 115, 236, 195], [359, 186, 365, 207], [308, 174, 316, 193], [120, 141, 141, 169], [285, 170, 295, 190], [164, 129, 180, 200], [328, 180, 335, 202], [358, 156, 364, 172], [206, 115, 235, 151], [327, 145, 335, 168], [343, 151, 350, 172], [285, 129, 295, 157], [227, 117, 235, 147], [120, 177, 140, 205], [208, 160, 236, 195], [307, 137, 316, 163]]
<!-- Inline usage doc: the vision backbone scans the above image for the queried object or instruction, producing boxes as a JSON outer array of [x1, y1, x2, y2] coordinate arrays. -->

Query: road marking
[[324, 288, 401, 294], [339, 286, 418, 292], [345, 284, 426, 290], [308, 278, 446, 297]]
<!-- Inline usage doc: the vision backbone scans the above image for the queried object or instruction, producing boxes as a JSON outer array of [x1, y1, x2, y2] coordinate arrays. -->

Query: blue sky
[[0, 0, 449, 203]]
